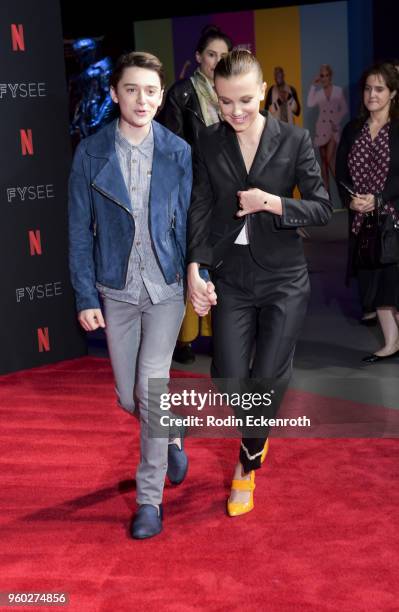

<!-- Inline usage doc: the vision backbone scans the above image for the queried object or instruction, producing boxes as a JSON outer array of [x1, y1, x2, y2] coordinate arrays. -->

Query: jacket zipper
[[91, 182, 135, 285], [169, 216, 182, 284], [186, 106, 206, 125], [167, 194, 181, 284], [91, 183, 132, 215]]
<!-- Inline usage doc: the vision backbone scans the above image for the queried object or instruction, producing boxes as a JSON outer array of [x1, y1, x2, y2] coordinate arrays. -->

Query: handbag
[[355, 204, 399, 269], [380, 213, 399, 264], [355, 211, 380, 269]]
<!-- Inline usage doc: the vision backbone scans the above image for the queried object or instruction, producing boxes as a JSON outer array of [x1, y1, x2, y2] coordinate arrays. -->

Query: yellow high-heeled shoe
[[261, 439, 270, 464], [227, 470, 256, 517]]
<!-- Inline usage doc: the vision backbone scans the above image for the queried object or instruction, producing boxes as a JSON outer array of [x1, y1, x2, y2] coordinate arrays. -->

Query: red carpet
[[0, 357, 398, 611]]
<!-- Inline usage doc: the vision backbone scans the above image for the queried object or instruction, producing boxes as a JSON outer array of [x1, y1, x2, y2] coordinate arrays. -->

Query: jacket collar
[[88, 119, 184, 211], [220, 111, 281, 186], [86, 118, 181, 159], [115, 120, 154, 158]]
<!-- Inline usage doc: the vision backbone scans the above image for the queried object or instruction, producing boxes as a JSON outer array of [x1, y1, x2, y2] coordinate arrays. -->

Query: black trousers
[[211, 245, 310, 473]]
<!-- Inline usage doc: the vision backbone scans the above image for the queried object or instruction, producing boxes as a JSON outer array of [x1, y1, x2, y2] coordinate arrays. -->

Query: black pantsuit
[[188, 112, 332, 471], [211, 245, 310, 472]]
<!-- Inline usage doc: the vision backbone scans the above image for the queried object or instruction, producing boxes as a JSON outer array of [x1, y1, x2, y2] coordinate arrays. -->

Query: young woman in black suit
[[187, 49, 332, 517]]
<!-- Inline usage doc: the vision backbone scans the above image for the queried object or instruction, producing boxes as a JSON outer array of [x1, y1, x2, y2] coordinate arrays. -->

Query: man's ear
[[157, 89, 165, 108], [110, 86, 118, 104]]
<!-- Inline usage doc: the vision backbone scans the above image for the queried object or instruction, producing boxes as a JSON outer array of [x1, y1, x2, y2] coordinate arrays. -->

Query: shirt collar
[[115, 121, 154, 158]]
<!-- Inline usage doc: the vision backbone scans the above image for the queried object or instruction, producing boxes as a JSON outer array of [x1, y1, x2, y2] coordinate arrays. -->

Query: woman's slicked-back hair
[[196, 25, 233, 54], [214, 48, 263, 83], [358, 62, 399, 122], [110, 51, 165, 90]]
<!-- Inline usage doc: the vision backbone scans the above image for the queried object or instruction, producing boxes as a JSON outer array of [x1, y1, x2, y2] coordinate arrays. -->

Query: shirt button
[[140, 266, 145, 271], [136, 240, 141, 246], [131, 186, 136, 191], [132, 159, 137, 164]]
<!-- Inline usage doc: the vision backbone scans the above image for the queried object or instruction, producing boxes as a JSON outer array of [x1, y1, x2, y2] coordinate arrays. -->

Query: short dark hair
[[196, 25, 233, 55], [110, 51, 165, 90], [358, 62, 399, 121], [214, 48, 263, 84]]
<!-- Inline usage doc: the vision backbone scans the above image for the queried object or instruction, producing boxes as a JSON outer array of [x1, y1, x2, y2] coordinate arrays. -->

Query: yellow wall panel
[[255, 7, 302, 126]]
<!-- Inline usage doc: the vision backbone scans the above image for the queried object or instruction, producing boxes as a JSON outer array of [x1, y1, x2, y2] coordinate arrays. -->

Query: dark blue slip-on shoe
[[167, 442, 188, 485], [131, 504, 163, 540]]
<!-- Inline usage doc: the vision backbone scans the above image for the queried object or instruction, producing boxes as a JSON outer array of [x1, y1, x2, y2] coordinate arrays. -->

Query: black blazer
[[187, 112, 332, 272], [157, 79, 205, 145]]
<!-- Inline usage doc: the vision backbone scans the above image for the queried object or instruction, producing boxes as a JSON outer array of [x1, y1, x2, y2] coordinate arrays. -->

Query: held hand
[[206, 281, 217, 305], [187, 265, 217, 317], [237, 188, 282, 217], [78, 308, 106, 332], [350, 193, 375, 213]]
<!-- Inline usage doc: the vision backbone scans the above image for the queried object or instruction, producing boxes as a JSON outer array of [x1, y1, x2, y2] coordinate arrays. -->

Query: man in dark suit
[[187, 49, 332, 517]]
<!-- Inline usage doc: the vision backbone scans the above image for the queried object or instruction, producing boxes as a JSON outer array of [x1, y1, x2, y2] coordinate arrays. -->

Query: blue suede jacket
[[68, 119, 192, 312]]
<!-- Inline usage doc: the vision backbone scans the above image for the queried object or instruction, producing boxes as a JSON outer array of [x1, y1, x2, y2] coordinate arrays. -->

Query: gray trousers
[[103, 286, 185, 505]]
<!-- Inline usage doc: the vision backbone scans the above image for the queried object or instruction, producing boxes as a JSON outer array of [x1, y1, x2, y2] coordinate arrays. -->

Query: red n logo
[[20, 129, 33, 155], [11, 24, 25, 51], [29, 230, 42, 255], [38, 327, 50, 352]]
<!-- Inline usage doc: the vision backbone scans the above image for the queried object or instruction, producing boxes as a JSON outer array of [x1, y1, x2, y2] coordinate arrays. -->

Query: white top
[[235, 220, 249, 245]]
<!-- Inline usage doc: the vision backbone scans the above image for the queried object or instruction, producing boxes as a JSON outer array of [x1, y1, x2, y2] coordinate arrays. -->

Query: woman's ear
[[195, 51, 202, 65]]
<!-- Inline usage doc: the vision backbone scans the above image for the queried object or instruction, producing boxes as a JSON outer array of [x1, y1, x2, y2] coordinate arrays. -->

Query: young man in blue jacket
[[69, 52, 192, 539]]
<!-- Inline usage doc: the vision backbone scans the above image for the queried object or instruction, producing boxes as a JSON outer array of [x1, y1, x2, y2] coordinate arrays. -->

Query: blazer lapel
[[220, 124, 248, 186], [248, 113, 281, 184], [219, 113, 281, 188]]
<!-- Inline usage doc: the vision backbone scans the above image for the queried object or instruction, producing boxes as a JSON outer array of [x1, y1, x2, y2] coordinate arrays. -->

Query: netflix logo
[[37, 327, 50, 352], [20, 129, 33, 155], [11, 24, 25, 52], [29, 230, 42, 255]]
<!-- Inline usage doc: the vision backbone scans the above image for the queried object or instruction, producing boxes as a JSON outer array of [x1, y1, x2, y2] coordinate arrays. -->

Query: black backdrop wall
[[0, 0, 86, 374]]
